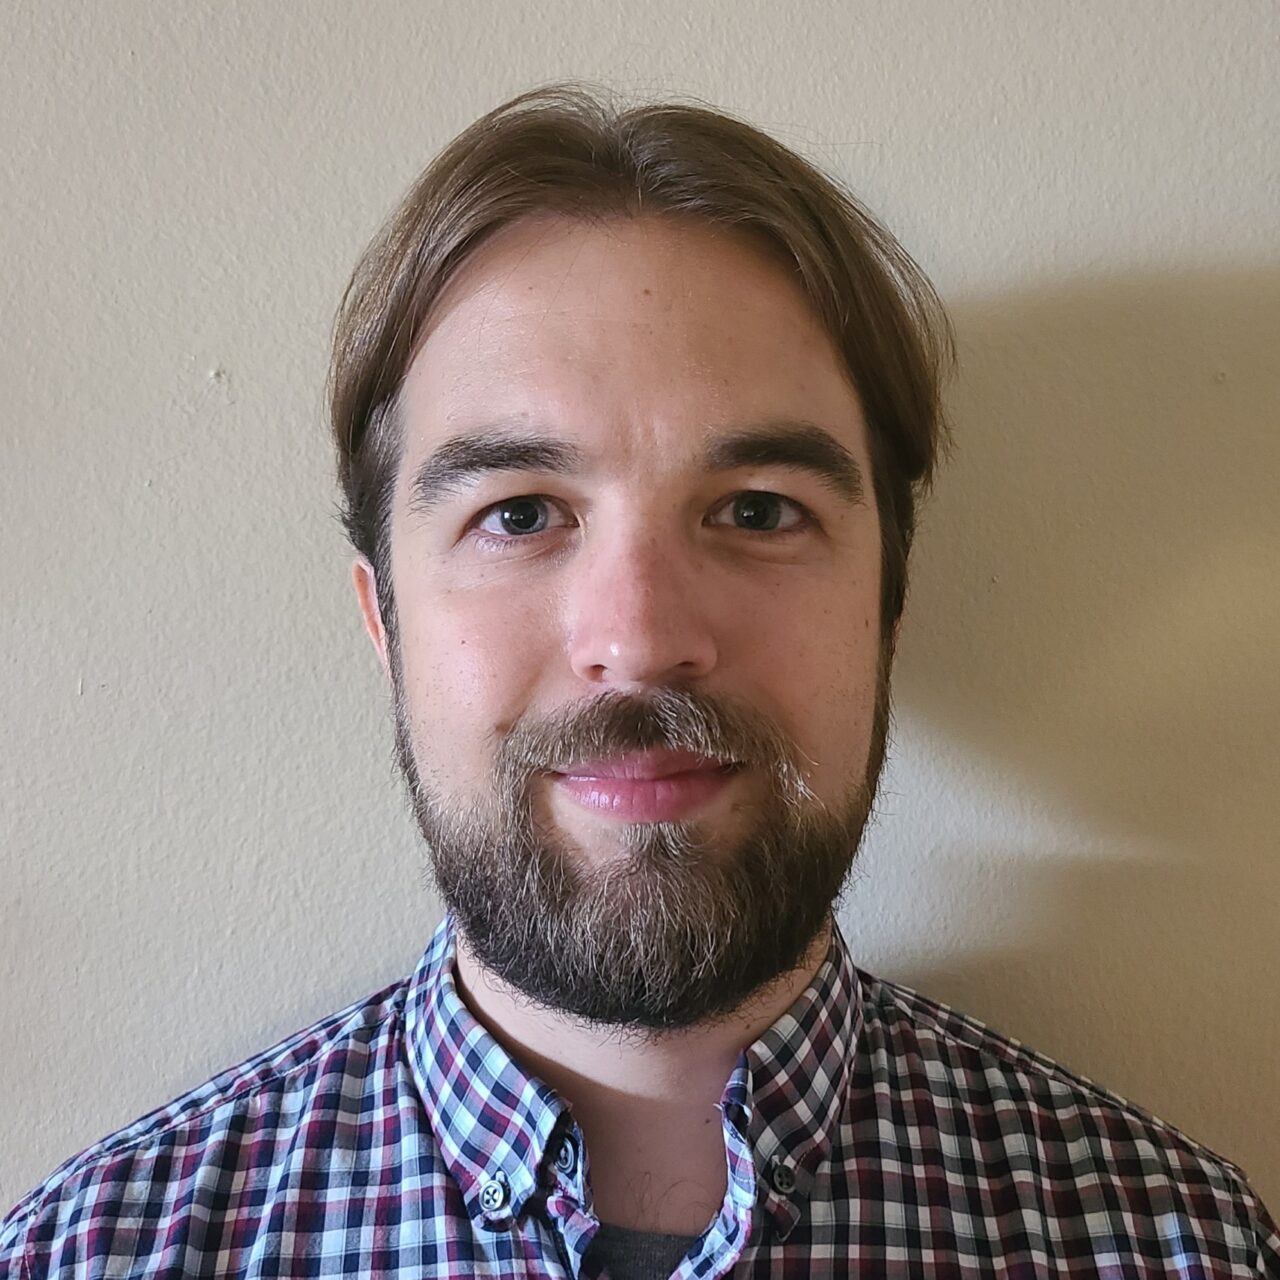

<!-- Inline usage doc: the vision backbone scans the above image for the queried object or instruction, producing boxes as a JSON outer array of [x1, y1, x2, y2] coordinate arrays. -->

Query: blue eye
[[711, 491, 809, 533], [476, 496, 565, 537], [733, 492, 782, 530]]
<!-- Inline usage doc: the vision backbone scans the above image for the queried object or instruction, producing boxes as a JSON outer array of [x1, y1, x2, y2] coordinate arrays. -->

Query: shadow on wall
[[886, 266, 1280, 1203]]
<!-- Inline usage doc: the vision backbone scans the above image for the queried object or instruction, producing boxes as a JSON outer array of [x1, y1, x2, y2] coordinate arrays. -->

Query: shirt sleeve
[[0, 1199, 37, 1280], [1245, 1181, 1280, 1278]]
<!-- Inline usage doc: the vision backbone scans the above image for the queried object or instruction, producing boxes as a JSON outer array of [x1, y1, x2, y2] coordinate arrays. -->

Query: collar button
[[478, 1174, 510, 1216], [769, 1159, 797, 1195], [553, 1135, 578, 1178]]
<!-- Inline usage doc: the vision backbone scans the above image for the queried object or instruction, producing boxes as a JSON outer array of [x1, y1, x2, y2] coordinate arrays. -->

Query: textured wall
[[3, 0, 1277, 1212]]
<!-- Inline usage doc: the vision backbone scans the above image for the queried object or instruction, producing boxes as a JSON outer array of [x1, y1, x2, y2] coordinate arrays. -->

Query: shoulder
[[860, 971, 1226, 1160], [0, 978, 411, 1277], [858, 970, 1246, 1175], [853, 970, 1279, 1262]]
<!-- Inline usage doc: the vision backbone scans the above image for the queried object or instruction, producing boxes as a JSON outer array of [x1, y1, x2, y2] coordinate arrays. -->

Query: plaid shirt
[[4, 913, 1276, 1278]]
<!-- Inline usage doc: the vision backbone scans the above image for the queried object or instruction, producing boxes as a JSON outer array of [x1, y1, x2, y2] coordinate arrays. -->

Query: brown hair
[[329, 82, 953, 643]]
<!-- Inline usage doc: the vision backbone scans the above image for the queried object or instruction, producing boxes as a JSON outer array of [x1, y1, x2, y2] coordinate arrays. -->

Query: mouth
[[550, 751, 742, 823]]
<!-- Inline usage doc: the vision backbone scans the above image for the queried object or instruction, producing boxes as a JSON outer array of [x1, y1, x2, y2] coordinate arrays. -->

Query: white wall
[[3, 0, 1276, 1212]]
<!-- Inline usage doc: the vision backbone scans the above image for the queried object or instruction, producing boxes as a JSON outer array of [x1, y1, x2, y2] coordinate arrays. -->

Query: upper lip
[[558, 750, 734, 780]]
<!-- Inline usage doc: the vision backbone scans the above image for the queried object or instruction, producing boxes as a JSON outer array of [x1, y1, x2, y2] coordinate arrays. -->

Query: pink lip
[[553, 751, 739, 822], [562, 750, 731, 780]]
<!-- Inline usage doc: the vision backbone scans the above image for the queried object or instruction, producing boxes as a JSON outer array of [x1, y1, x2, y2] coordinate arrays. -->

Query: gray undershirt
[[584, 1221, 701, 1279]]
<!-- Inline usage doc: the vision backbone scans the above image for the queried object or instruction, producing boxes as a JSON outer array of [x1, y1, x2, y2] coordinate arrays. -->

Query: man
[[3, 83, 1276, 1280]]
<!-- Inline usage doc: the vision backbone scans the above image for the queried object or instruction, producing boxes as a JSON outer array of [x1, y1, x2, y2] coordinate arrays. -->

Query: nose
[[565, 522, 719, 689]]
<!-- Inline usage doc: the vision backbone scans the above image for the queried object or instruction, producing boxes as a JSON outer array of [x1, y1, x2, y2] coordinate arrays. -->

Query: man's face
[[360, 214, 890, 1029]]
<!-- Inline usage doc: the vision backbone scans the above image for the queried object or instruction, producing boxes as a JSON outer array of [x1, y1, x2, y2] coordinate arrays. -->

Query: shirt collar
[[405, 914, 573, 1230], [728, 915, 863, 1239], [405, 912, 862, 1237]]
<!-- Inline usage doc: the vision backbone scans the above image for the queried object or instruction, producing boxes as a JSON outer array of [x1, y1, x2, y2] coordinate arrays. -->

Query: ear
[[352, 556, 392, 682]]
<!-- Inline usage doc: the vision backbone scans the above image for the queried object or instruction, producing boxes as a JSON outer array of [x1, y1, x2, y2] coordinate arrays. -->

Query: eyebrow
[[705, 421, 865, 505], [406, 418, 866, 518], [407, 430, 585, 519]]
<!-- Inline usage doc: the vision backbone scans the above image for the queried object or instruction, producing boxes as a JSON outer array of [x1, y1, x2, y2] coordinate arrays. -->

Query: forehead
[[397, 214, 869, 472]]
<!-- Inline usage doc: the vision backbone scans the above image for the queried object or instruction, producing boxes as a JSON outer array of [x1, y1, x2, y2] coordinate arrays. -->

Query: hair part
[[329, 81, 954, 643]]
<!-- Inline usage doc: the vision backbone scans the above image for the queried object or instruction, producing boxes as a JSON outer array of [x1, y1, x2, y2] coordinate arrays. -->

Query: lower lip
[[554, 767, 736, 823]]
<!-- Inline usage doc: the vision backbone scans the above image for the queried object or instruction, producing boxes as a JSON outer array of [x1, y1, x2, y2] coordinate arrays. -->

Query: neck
[[451, 917, 833, 1234]]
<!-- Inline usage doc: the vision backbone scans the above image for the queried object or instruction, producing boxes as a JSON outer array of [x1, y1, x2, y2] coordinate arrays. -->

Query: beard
[[389, 641, 892, 1033]]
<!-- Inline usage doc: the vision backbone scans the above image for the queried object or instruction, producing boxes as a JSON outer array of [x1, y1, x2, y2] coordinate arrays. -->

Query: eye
[[474, 495, 573, 539], [708, 491, 811, 533]]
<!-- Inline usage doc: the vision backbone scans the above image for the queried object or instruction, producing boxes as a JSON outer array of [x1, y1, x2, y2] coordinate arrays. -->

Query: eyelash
[[467, 492, 814, 554]]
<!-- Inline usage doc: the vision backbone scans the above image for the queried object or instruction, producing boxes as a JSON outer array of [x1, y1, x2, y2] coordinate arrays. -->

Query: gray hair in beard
[[390, 657, 890, 1035]]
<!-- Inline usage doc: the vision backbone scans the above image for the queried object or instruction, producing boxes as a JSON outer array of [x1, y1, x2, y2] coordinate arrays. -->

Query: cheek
[[754, 588, 881, 791], [395, 585, 554, 761]]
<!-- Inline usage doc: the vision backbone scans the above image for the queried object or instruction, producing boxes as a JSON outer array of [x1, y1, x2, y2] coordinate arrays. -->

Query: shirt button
[[478, 1174, 509, 1216], [769, 1160, 797, 1195], [554, 1135, 578, 1178]]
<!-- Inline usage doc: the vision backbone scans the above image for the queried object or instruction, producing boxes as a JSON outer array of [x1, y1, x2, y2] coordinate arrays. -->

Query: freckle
[[642, 287, 651, 295]]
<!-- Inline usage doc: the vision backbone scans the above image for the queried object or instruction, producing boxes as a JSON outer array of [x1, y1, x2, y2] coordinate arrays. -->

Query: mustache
[[494, 686, 818, 798]]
